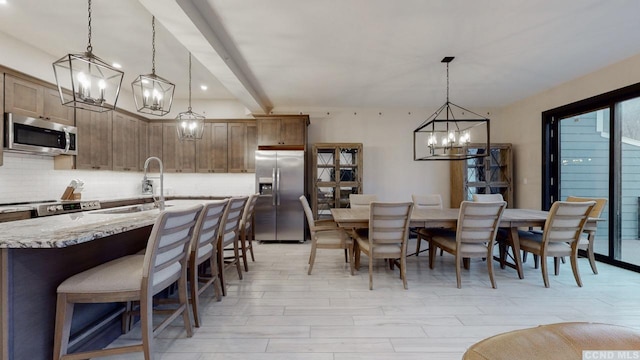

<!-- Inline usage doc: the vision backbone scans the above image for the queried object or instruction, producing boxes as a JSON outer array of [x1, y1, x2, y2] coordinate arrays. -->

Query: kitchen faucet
[[143, 157, 165, 211]]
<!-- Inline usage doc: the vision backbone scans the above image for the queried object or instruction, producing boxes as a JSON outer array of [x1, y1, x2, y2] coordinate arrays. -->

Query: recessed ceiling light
[[200, 85, 208, 91], [112, 62, 122, 69]]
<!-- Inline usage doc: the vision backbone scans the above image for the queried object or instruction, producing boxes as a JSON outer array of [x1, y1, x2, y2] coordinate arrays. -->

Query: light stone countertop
[[0, 199, 221, 249]]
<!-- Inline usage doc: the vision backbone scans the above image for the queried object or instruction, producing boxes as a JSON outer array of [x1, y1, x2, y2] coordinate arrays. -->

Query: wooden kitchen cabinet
[[162, 123, 196, 173], [450, 143, 513, 208], [0, 74, 3, 166], [4, 74, 74, 126], [75, 109, 112, 170], [196, 122, 228, 173], [311, 143, 363, 220], [112, 111, 139, 172], [255, 115, 308, 147], [228, 122, 256, 173], [139, 121, 163, 172]]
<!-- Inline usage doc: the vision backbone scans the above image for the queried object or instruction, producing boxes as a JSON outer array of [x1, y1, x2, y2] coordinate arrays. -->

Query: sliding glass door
[[544, 83, 640, 271]]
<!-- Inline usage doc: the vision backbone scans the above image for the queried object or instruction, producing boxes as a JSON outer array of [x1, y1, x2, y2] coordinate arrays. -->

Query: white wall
[[493, 53, 640, 209]]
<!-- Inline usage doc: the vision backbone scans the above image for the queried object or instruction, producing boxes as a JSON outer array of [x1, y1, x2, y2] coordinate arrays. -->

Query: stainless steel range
[[35, 200, 101, 217]]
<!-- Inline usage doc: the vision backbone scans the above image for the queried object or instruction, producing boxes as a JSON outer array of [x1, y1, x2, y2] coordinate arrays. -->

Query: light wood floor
[[99, 239, 640, 359]]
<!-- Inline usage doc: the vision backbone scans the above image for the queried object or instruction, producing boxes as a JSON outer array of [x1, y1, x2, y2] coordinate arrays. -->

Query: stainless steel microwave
[[4, 113, 77, 155]]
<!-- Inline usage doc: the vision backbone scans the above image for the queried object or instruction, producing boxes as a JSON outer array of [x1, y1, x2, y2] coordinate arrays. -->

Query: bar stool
[[239, 194, 259, 272]]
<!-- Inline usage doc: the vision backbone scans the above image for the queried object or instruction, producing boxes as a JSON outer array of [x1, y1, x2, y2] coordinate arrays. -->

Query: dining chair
[[352, 201, 413, 290], [349, 194, 378, 209], [472, 193, 505, 202], [300, 195, 353, 275], [239, 194, 259, 272], [218, 196, 248, 296], [426, 201, 507, 289], [411, 194, 443, 256], [566, 196, 607, 274], [188, 200, 228, 327], [517, 200, 595, 288], [53, 204, 203, 360]]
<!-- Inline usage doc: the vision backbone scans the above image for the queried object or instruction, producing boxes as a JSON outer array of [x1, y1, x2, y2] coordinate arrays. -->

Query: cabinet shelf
[[311, 143, 363, 219]]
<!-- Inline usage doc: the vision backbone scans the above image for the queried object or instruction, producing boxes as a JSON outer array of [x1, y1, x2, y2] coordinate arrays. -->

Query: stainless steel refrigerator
[[255, 150, 305, 241]]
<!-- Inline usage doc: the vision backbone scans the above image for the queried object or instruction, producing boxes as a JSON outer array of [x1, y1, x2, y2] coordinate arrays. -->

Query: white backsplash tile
[[0, 152, 255, 203]]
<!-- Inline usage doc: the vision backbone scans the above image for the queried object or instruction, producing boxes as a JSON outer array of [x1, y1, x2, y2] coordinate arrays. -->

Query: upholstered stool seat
[[463, 322, 640, 360]]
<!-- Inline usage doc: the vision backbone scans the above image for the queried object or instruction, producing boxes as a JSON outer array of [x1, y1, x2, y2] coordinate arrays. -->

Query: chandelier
[[52, 0, 124, 112], [132, 16, 175, 116], [413, 57, 490, 161], [175, 52, 205, 141]]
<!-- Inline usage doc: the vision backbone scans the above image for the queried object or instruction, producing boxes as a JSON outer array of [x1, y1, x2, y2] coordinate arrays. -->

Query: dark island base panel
[[8, 226, 152, 360]]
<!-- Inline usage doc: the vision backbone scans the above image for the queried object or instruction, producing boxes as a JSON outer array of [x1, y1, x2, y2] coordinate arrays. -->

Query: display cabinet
[[311, 143, 363, 219], [450, 143, 513, 207]]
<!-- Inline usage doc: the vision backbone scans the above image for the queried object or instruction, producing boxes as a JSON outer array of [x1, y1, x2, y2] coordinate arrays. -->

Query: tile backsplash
[[0, 152, 255, 204]]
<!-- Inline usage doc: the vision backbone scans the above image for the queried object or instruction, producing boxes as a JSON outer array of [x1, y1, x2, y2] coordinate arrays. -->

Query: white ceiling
[[2, 0, 640, 114]]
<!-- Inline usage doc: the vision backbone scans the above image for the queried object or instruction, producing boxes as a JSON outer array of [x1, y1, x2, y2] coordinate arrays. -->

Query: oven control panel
[[36, 201, 101, 217]]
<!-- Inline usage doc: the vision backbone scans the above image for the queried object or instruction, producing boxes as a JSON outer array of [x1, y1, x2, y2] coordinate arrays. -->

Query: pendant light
[[176, 52, 204, 141], [413, 57, 490, 161], [131, 16, 175, 116], [52, 0, 124, 113]]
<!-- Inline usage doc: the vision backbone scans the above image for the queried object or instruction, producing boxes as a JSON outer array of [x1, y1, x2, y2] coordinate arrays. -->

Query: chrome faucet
[[143, 156, 165, 211]]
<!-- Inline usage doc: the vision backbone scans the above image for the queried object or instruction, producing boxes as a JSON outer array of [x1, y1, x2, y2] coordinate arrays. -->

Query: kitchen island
[[0, 199, 217, 360]]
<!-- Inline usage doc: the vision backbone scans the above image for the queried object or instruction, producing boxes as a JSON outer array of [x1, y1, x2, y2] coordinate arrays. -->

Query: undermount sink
[[89, 203, 170, 214]]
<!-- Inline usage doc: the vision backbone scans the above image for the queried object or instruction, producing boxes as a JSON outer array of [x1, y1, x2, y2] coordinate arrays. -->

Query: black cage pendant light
[[175, 52, 204, 141], [131, 16, 175, 116], [52, 0, 124, 112], [413, 57, 490, 161]]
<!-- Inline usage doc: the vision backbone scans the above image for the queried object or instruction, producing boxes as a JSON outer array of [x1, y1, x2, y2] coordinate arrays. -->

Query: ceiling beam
[[138, 0, 272, 114]]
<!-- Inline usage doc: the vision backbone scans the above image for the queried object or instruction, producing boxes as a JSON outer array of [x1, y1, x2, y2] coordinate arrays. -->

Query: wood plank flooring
[[98, 239, 640, 359]]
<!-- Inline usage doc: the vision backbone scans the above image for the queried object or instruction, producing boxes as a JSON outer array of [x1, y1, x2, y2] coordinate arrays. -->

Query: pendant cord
[[86, 0, 92, 53], [188, 52, 192, 111], [446, 62, 449, 103], [151, 16, 156, 74]]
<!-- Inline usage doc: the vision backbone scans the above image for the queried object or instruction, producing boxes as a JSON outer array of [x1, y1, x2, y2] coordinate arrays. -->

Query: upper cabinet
[[196, 122, 228, 173], [255, 115, 308, 147], [4, 74, 74, 126], [75, 109, 112, 170], [112, 111, 139, 172], [162, 123, 196, 173], [228, 122, 257, 173]]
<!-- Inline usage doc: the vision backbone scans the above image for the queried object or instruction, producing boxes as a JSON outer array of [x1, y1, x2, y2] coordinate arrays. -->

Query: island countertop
[[0, 199, 222, 249]]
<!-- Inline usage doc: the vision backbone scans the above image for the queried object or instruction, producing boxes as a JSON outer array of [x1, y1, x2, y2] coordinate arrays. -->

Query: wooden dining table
[[330, 207, 552, 279]]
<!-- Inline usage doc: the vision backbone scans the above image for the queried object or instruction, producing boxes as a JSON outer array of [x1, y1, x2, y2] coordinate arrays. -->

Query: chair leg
[[570, 251, 583, 287], [53, 293, 74, 360], [140, 293, 154, 360], [217, 242, 227, 297], [400, 254, 408, 290], [234, 240, 243, 280], [455, 254, 462, 289], [587, 233, 598, 274], [307, 240, 317, 275], [249, 224, 256, 262], [428, 241, 436, 269], [522, 251, 528, 263], [415, 233, 422, 256], [188, 263, 201, 328], [348, 243, 355, 276], [368, 255, 374, 290], [178, 272, 193, 337], [541, 255, 550, 288], [240, 229, 249, 272], [533, 254, 539, 269], [463, 257, 470, 270], [554, 257, 560, 276], [344, 249, 348, 263], [487, 251, 497, 289]]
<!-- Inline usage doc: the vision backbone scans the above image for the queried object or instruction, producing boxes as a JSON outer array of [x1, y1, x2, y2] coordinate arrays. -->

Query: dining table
[[330, 207, 554, 279]]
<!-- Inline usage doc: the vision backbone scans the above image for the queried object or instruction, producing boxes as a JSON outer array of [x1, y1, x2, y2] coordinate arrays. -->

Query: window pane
[[620, 97, 640, 265], [559, 108, 610, 257]]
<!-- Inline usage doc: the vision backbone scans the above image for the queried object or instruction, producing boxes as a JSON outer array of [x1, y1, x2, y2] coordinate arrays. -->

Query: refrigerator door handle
[[276, 167, 281, 206], [272, 168, 277, 206]]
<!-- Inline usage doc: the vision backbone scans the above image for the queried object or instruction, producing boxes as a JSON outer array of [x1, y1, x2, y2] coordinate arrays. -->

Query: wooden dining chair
[[352, 201, 413, 290], [239, 194, 259, 272], [412, 194, 443, 256], [53, 204, 203, 360], [300, 195, 353, 275], [188, 200, 228, 327], [218, 196, 248, 296], [426, 201, 507, 289], [566, 196, 607, 274], [349, 194, 378, 209], [517, 201, 595, 288]]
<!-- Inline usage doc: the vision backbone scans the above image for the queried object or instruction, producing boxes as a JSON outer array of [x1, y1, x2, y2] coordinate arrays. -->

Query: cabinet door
[[257, 118, 281, 146], [163, 123, 195, 173], [43, 87, 74, 125], [138, 120, 149, 170], [228, 123, 248, 173], [4, 75, 43, 118], [196, 122, 228, 173], [75, 109, 112, 170], [280, 118, 305, 145], [0, 75, 3, 166], [145, 122, 163, 173], [112, 112, 139, 171], [245, 123, 257, 172]]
